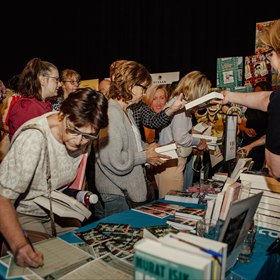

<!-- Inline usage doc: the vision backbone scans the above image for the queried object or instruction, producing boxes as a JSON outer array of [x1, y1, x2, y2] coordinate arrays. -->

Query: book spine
[[258, 202, 280, 213], [212, 193, 224, 221], [250, 189, 280, 199], [205, 199, 216, 220]]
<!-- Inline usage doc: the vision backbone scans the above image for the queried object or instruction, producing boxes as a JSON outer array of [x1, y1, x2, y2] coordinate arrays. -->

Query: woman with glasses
[[95, 61, 170, 219], [51, 69, 81, 111], [0, 88, 108, 267], [8, 58, 60, 140], [213, 19, 280, 180]]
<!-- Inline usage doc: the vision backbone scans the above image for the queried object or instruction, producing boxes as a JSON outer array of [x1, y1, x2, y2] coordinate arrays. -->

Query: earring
[[58, 115, 63, 121]]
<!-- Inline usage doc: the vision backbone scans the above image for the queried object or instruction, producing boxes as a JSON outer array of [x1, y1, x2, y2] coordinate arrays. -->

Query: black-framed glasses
[[135, 83, 148, 92], [63, 80, 81, 85], [65, 116, 99, 141], [264, 48, 273, 62], [43, 75, 60, 83]]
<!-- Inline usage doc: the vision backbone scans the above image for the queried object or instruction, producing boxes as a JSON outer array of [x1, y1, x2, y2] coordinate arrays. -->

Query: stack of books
[[165, 189, 199, 204], [240, 170, 280, 231]]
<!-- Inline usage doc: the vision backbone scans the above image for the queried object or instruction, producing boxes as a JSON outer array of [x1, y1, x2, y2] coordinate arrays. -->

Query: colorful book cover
[[75, 228, 111, 246], [175, 208, 205, 219], [167, 217, 198, 229], [255, 20, 276, 55], [144, 225, 179, 238], [110, 233, 143, 253], [144, 201, 186, 211], [132, 206, 172, 218], [244, 54, 271, 87], [217, 57, 243, 90], [95, 223, 130, 234]]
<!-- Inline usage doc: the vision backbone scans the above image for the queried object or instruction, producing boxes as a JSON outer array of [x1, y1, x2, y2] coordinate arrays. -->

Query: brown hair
[[18, 58, 58, 101], [58, 69, 81, 96], [169, 71, 211, 102], [59, 87, 108, 132], [259, 19, 280, 57], [109, 61, 152, 102], [109, 60, 128, 81]]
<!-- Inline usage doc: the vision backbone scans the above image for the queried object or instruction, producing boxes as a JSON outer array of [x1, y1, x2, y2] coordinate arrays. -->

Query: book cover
[[75, 228, 112, 246], [175, 207, 205, 220], [143, 225, 179, 241], [240, 170, 280, 186], [184, 91, 224, 111], [143, 203, 177, 215], [165, 190, 199, 204], [144, 201, 186, 211], [166, 217, 198, 230], [244, 54, 271, 88], [216, 57, 243, 90], [134, 239, 212, 280], [95, 223, 130, 234], [131, 206, 172, 219], [212, 192, 225, 221]]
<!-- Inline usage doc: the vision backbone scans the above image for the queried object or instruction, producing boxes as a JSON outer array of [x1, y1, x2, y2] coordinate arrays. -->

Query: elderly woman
[[9, 58, 61, 140], [95, 61, 170, 219], [154, 71, 211, 198], [214, 20, 280, 180], [0, 88, 108, 267], [51, 69, 81, 111]]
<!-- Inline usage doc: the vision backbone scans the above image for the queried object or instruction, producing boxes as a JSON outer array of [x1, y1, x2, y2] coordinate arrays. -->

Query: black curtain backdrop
[[1, 1, 279, 87]]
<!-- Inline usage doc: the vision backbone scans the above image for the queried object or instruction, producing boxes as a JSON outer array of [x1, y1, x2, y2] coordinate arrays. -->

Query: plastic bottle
[[62, 189, 98, 205]]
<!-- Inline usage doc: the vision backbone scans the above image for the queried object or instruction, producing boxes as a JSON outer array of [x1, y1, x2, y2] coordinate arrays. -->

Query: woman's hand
[[145, 143, 171, 166], [244, 128, 257, 137], [197, 139, 211, 151], [237, 145, 253, 157], [210, 90, 230, 105], [14, 243, 44, 268], [165, 93, 185, 116]]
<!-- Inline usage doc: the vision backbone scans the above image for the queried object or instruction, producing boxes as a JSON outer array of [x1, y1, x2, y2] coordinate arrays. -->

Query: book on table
[[230, 157, 253, 182], [155, 142, 178, 160], [175, 207, 206, 220], [184, 91, 224, 111], [33, 190, 92, 221], [143, 225, 180, 241], [165, 189, 199, 204], [166, 216, 198, 231], [134, 238, 213, 280], [159, 232, 228, 280]]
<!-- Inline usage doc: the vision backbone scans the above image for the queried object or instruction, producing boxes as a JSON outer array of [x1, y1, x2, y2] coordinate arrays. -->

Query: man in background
[[98, 80, 111, 99]]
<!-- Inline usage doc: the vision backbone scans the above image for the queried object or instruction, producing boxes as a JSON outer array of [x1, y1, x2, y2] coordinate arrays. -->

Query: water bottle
[[62, 189, 98, 205]]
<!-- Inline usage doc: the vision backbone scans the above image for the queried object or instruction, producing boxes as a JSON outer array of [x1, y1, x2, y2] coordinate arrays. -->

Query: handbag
[[164, 127, 192, 158], [122, 167, 154, 209]]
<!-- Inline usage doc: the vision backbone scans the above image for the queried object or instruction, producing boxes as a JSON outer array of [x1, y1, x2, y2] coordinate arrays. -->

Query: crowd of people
[[0, 19, 280, 268]]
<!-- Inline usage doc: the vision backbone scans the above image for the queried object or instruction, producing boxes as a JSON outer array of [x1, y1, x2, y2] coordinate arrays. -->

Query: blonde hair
[[169, 71, 211, 102], [147, 85, 168, 108], [109, 60, 128, 81], [259, 19, 280, 57]]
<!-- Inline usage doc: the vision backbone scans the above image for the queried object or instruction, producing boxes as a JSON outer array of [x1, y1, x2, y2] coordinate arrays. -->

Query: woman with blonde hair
[[154, 71, 211, 198], [213, 19, 280, 181]]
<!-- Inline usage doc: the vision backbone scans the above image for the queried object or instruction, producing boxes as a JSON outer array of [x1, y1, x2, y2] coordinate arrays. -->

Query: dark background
[[1, 1, 279, 87]]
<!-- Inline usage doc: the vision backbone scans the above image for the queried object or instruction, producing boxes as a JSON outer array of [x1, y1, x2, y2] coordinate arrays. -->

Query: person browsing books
[[94, 61, 173, 219], [212, 20, 280, 180], [154, 71, 211, 199], [0, 88, 108, 268]]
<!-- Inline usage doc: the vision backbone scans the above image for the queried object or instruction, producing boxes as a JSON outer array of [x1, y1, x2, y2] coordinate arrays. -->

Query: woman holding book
[[213, 20, 280, 181], [0, 88, 108, 268], [154, 71, 210, 199], [95, 61, 173, 220]]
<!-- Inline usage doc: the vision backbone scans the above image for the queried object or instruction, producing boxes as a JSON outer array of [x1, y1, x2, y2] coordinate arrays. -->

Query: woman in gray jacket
[[95, 61, 184, 219]]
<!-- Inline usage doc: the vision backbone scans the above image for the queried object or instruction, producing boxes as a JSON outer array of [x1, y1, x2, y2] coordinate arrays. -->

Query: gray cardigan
[[95, 99, 148, 202]]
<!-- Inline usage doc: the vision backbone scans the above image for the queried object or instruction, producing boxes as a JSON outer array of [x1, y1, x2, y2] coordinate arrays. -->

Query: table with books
[[0, 198, 278, 280]]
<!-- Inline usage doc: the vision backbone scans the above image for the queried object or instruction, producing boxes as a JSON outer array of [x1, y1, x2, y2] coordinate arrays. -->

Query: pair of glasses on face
[[63, 80, 81, 85], [43, 75, 60, 84], [264, 48, 273, 62], [135, 83, 148, 93], [65, 116, 99, 141]]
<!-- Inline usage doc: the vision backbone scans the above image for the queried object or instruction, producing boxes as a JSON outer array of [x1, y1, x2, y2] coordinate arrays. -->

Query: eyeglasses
[[63, 80, 81, 85], [65, 116, 99, 141], [135, 83, 148, 92], [44, 75, 60, 83], [264, 48, 273, 62]]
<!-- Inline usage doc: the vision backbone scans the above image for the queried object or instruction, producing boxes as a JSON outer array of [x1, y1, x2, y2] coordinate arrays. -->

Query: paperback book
[[143, 225, 180, 241], [166, 216, 198, 231], [165, 190, 199, 204], [175, 207, 205, 220], [132, 206, 172, 219], [95, 223, 130, 234], [75, 228, 112, 246]]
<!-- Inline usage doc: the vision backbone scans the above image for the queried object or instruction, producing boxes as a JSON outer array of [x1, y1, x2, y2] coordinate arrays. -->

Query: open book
[[185, 91, 224, 111], [34, 190, 92, 222]]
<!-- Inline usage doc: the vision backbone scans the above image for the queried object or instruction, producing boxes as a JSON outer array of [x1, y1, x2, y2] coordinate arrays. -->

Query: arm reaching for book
[[0, 195, 44, 267], [237, 138, 265, 156], [165, 93, 185, 116], [211, 90, 272, 112]]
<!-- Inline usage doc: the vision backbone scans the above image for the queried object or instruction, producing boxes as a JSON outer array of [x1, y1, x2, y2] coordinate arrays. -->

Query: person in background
[[212, 19, 280, 180], [98, 79, 111, 99], [239, 81, 271, 170], [154, 71, 211, 199], [51, 69, 81, 111], [8, 58, 61, 140], [144, 85, 168, 143], [0, 80, 6, 103], [95, 61, 171, 219], [0, 88, 108, 268]]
